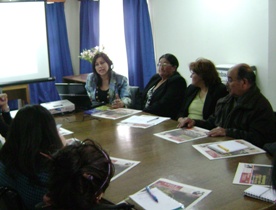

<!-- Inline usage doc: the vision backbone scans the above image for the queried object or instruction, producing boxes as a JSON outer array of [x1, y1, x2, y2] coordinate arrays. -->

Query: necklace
[[95, 86, 110, 103]]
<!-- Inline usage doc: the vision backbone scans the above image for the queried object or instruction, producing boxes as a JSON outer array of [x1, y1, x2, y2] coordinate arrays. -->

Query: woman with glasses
[[140, 53, 187, 120], [0, 105, 65, 210], [85, 52, 131, 108], [177, 58, 227, 127], [38, 139, 134, 210]]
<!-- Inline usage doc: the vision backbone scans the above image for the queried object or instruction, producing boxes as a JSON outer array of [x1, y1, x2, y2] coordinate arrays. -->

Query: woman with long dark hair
[[85, 52, 131, 108], [0, 105, 64, 210]]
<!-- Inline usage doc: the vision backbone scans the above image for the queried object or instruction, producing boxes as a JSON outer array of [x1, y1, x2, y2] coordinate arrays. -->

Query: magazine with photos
[[192, 139, 265, 160], [154, 126, 209, 144], [91, 108, 141, 120], [233, 163, 272, 186], [111, 157, 140, 181], [126, 178, 212, 210]]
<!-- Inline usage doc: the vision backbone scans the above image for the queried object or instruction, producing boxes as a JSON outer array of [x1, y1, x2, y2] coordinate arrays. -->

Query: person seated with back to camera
[[140, 53, 187, 120], [85, 52, 132, 108], [177, 58, 228, 122], [0, 93, 12, 138], [38, 139, 134, 210], [0, 105, 65, 210], [177, 63, 275, 148]]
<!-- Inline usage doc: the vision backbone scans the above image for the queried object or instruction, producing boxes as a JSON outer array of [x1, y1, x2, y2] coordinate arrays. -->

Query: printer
[[41, 99, 75, 114]]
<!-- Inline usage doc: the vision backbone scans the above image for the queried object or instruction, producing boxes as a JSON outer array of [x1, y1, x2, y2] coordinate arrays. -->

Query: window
[[99, 0, 128, 78]]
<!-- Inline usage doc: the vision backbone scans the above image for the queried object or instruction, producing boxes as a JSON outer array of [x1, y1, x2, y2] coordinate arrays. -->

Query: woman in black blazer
[[141, 53, 187, 120], [177, 58, 228, 124]]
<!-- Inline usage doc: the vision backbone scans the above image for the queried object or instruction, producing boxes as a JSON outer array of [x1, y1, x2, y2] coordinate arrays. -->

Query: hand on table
[[207, 126, 226, 137], [111, 94, 125, 109], [177, 117, 195, 128]]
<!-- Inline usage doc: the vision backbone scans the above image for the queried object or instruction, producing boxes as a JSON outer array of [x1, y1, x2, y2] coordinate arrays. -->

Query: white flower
[[79, 45, 105, 63]]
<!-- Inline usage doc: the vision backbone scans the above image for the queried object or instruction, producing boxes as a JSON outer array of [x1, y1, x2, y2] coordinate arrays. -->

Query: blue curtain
[[79, 0, 100, 74], [29, 2, 73, 104], [123, 0, 156, 89]]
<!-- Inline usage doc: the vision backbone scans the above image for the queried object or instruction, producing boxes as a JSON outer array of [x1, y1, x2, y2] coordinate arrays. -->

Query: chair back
[[0, 186, 26, 210], [128, 86, 141, 109]]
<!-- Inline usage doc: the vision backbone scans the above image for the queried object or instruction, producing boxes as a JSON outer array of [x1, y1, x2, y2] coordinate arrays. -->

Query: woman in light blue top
[[85, 52, 131, 108]]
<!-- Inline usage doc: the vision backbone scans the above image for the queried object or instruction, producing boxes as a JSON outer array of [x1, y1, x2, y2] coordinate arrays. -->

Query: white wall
[[268, 0, 276, 110], [149, 0, 276, 110]]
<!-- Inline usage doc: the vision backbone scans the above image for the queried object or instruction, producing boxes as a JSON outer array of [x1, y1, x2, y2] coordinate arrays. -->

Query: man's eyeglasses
[[157, 63, 172, 68]]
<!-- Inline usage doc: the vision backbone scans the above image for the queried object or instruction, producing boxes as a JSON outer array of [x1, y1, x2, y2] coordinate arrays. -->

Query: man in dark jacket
[[177, 63, 275, 148]]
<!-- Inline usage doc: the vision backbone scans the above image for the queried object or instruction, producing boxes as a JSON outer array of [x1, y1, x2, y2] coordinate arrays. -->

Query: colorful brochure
[[126, 178, 211, 210], [233, 163, 272, 186], [193, 139, 265, 160], [154, 126, 209, 144], [111, 157, 140, 181], [90, 108, 141, 120]]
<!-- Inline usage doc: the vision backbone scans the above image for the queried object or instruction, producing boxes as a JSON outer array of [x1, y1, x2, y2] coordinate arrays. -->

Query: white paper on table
[[118, 115, 169, 128], [129, 187, 184, 210]]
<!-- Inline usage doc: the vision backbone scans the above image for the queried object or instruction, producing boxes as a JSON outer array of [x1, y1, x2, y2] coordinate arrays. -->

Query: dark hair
[[0, 105, 63, 184], [189, 58, 221, 86], [47, 139, 114, 209], [236, 63, 256, 85], [92, 52, 113, 87], [159, 53, 179, 70]]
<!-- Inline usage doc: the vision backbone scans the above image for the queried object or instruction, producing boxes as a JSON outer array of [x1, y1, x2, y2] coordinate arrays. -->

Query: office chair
[[128, 86, 141, 109]]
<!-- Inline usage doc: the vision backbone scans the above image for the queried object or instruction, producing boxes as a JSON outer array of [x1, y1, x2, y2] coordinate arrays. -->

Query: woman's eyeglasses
[[157, 63, 172, 68]]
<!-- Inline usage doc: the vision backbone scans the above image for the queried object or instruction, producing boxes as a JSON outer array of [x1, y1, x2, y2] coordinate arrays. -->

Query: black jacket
[[0, 112, 12, 138], [195, 85, 275, 148], [177, 83, 228, 120], [141, 72, 187, 120]]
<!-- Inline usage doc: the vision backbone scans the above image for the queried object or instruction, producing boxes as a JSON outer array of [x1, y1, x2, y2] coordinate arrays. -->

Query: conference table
[[54, 110, 274, 210]]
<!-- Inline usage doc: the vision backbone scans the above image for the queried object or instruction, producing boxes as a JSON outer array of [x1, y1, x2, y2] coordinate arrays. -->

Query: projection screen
[[0, 1, 54, 87]]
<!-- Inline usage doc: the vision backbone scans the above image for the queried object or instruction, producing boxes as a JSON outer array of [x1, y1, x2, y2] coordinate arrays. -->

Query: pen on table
[[147, 117, 159, 123], [217, 144, 230, 152], [172, 204, 185, 210], [146, 186, 158, 203]]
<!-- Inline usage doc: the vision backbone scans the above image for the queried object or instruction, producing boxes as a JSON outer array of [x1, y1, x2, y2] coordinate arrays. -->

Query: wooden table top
[[54, 111, 274, 210]]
